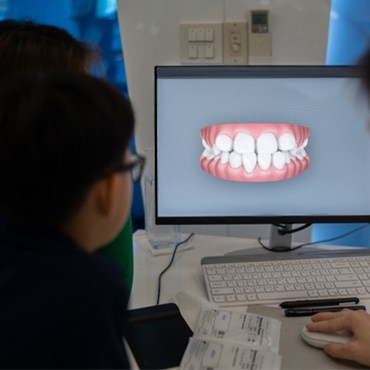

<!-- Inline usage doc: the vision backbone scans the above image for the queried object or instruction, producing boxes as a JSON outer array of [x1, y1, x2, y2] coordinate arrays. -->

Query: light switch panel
[[180, 22, 223, 64]]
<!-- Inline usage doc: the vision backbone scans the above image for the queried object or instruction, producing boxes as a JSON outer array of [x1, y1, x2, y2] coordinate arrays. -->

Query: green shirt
[[96, 214, 133, 294]]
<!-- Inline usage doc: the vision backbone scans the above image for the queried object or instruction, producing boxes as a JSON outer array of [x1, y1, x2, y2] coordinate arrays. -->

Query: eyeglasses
[[114, 153, 146, 182]]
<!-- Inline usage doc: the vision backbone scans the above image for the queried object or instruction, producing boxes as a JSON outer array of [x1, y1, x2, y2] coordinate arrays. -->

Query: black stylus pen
[[285, 305, 366, 317], [280, 297, 359, 309]]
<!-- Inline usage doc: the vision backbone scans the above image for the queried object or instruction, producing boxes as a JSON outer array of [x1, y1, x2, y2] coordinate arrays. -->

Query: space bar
[[257, 291, 308, 301]]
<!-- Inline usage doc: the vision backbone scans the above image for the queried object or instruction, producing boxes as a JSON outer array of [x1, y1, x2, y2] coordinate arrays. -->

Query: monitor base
[[225, 224, 319, 256], [224, 244, 321, 256]]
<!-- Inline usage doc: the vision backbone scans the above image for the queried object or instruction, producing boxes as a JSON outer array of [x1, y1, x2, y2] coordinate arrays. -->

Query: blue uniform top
[[0, 221, 130, 369]]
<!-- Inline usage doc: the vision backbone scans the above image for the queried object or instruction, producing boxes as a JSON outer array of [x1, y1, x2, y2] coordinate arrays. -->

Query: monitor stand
[[225, 224, 320, 256], [265, 223, 293, 251]]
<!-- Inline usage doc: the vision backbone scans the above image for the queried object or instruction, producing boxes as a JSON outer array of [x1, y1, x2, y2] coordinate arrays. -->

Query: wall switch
[[180, 22, 223, 64], [249, 10, 272, 64], [223, 21, 248, 65]]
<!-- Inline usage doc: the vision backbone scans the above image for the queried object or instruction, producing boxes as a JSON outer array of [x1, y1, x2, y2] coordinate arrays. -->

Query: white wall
[[117, 0, 331, 241]]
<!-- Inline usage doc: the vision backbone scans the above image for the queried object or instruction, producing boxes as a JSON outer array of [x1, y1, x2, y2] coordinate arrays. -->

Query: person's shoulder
[[87, 252, 126, 289], [68, 249, 127, 295]]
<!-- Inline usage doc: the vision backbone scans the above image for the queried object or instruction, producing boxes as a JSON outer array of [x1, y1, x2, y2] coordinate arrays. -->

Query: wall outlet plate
[[223, 21, 248, 65]]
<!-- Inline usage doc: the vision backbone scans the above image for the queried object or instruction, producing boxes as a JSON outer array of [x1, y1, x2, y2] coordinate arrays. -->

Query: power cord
[[273, 223, 312, 235], [156, 232, 194, 305], [258, 224, 370, 252]]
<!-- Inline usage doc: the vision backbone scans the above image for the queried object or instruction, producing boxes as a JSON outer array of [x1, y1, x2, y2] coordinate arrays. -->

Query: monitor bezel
[[155, 65, 370, 225]]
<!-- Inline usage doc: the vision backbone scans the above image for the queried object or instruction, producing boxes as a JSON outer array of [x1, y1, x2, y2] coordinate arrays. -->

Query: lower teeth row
[[202, 147, 307, 172]]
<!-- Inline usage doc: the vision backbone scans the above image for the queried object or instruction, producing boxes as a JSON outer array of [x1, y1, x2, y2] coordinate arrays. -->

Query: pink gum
[[200, 123, 310, 148], [200, 155, 310, 182]]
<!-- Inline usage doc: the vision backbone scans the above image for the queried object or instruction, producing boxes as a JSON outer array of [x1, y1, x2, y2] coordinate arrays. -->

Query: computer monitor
[[155, 65, 370, 249]]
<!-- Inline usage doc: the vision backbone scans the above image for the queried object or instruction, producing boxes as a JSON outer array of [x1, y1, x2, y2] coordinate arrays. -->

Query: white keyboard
[[201, 249, 370, 306]]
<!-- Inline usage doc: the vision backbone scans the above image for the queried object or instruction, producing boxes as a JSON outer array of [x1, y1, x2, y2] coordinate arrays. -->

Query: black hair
[[0, 19, 98, 76], [0, 70, 134, 229]]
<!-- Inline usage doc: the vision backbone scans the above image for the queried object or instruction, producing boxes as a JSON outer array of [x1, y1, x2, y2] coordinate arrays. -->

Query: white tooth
[[233, 132, 255, 154], [278, 133, 297, 151], [229, 152, 242, 168], [202, 148, 209, 157], [296, 148, 307, 159], [202, 139, 211, 151], [207, 151, 215, 160], [272, 151, 286, 170], [302, 138, 308, 149], [291, 148, 305, 160], [256, 133, 278, 154], [242, 153, 257, 173], [221, 151, 230, 164], [258, 153, 272, 170], [213, 145, 221, 156], [284, 151, 291, 164], [215, 134, 233, 152]]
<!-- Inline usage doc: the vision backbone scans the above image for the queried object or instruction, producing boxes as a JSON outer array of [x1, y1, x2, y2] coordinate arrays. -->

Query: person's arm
[[306, 309, 370, 367]]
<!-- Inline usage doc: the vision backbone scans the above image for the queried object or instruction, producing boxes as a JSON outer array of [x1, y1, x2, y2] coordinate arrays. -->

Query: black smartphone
[[124, 303, 193, 369]]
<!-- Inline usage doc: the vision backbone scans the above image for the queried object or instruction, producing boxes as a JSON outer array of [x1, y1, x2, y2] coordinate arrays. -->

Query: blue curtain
[[312, 0, 370, 247]]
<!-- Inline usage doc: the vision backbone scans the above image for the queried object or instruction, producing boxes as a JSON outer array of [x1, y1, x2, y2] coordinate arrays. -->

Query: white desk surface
[[130, 231, 266, 308], [130, 231, 369, 369]]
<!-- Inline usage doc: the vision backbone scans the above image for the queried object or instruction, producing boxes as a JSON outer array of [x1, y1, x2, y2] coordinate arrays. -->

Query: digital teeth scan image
[[200, 123, 310, 182]]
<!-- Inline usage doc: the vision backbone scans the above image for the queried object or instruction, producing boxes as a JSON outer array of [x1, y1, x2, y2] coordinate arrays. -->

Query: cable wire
[[258, 224, 370, 252], [299, 223, 370, 249], [273, 223, 312, 235], [156, 232, 194, 305]]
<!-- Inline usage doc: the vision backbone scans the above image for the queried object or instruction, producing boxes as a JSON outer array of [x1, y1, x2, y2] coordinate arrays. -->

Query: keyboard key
[[357, 287, 366, 295], [335, 281, 362, 288], [226, 295, 236, 302], [247, 293, 258, 301], [210, 281, 227, 288], [227, 281, 237, 288], [318, 289, 328, 296], [336, 274, 357, 281], [308, 290, 319, 297], [208, 275, 223, 281], [257, 291, 308, 301], [213, 295, 226, 303], [212, 288, 234, 295]]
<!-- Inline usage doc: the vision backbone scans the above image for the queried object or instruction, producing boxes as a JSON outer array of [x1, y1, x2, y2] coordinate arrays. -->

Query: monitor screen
[[155, 66, 370, 225]]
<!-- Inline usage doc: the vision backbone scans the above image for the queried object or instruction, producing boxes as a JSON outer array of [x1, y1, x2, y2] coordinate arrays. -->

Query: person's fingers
[[310, 311, 340, 322], [307, 314, 352, 333]]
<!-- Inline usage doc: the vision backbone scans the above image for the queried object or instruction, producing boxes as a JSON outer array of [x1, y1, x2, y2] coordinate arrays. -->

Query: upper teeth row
[[202, 132, 308, 172]]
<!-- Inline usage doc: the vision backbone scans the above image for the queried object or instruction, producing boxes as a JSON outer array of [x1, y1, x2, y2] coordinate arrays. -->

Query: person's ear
[[95, 174, 118, 216]]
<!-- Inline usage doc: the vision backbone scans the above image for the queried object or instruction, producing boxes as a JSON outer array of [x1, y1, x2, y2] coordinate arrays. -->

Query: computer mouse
[[301, 325, 352, 349]]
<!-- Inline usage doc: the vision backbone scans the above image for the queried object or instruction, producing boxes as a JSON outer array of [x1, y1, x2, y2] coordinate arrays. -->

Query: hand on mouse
[[306, 309, 370, 367]]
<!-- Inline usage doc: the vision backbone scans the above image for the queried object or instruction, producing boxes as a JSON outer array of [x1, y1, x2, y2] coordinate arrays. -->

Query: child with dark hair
[[0, 19, 135, 291], [0, 19, 97, 75], [0, 70, 144, 368]]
